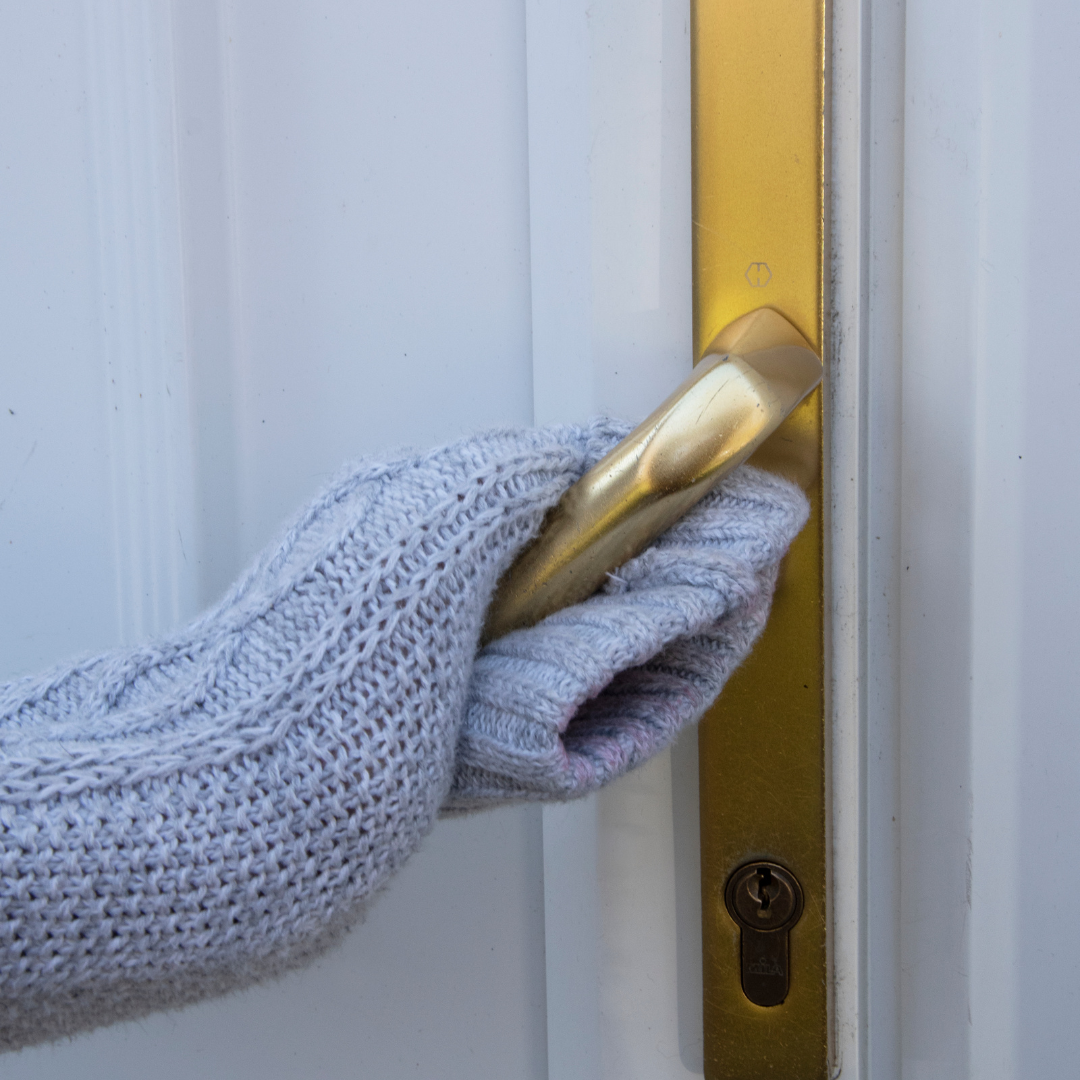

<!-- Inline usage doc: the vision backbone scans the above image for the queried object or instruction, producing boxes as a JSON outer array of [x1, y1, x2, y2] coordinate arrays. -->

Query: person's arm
[[0, 420, 807, 1051]]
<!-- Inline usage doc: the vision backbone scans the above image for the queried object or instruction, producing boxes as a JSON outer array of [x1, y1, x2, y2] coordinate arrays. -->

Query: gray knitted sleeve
[[0, 420, 808, 1050]]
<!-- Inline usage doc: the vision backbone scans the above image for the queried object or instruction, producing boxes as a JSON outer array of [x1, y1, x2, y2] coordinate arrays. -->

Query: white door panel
[[1, 2, 192, 671], [0, 2, 699, 1077]]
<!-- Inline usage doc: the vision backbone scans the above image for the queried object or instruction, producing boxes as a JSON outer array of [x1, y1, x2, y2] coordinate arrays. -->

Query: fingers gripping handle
[[481, 308, 822, 644]]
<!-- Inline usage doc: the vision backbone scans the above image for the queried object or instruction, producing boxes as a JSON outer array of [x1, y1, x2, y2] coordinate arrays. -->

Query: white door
[[0, 3, 702, 1078], [830, 0, 1080, 1075], [4, 1, 1078, 1078]]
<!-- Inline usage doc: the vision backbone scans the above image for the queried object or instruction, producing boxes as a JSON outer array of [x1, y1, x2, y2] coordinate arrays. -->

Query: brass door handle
[[482, 307, 821, 644]]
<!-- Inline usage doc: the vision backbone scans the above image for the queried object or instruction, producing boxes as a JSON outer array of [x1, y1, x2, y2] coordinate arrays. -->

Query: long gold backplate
[[692, 0, 827, 1077]]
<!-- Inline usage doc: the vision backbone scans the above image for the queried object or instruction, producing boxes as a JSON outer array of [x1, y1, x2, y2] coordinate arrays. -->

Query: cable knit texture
[[0, 421, 808, 1051]]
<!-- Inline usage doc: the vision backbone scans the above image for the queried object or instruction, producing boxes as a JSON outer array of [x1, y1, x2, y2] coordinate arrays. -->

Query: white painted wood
[[1, 2, 547, 1077], [525, 0, 594, 429], [541, 797, 603, 1080], [598, 738, 703, 1079]]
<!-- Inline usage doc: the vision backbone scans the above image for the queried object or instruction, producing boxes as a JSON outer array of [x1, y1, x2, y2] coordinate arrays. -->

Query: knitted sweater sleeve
[[0, 421, 808, 1050]]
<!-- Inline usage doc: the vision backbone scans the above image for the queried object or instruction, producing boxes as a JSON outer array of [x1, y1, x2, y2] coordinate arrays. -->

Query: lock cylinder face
[[724, 861, 804, 1007]]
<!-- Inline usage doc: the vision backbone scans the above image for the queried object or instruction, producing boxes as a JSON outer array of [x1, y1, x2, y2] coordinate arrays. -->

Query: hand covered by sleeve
[[0, 420, 808, 1050]]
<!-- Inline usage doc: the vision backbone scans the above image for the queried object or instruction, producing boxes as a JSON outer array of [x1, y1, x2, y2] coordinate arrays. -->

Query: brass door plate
[[693, 0, 827, 1077]]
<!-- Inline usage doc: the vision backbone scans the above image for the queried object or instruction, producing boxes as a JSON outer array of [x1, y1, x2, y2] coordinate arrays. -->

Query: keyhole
[[724, 861, 804, 1007], [755, 867, 774, 912]]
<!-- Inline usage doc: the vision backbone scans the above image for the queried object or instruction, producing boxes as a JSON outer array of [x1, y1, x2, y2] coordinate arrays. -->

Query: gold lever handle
[[481, 308, 822, 644]]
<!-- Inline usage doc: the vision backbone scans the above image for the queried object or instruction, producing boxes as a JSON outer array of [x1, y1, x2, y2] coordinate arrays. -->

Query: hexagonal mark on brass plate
[[745, 262, 772, 287]]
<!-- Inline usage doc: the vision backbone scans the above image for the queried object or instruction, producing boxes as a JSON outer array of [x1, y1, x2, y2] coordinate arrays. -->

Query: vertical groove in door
[[692, 0, 827, 1076], [84, 3, 200, 643]]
